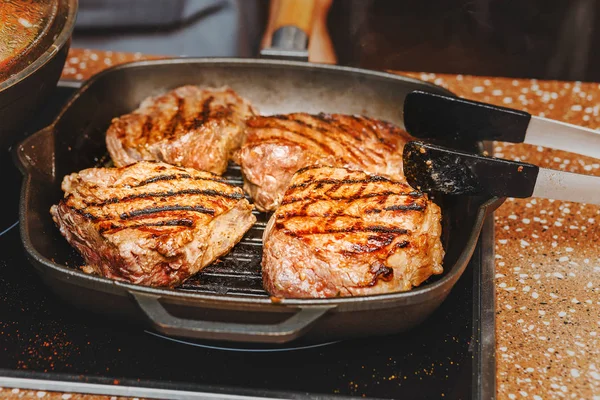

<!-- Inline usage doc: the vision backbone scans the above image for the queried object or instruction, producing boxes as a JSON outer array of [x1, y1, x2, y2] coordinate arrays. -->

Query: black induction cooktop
[[0, 82, 496, 400]]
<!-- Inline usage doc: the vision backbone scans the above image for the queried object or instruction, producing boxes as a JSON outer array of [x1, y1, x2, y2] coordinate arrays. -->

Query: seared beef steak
[[106, 85, 257, 175], [262, 166, 444, 298], [50, 161, 256, 287], [233, 113, 412, 211]]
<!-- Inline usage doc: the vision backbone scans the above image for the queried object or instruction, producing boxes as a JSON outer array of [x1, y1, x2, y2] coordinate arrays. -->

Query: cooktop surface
[[0, 83, 495, 400]]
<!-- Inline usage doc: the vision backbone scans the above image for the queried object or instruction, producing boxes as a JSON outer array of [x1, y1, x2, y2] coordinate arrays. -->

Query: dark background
[[71, 0, 600, 82], [328, 0, 599, 81]]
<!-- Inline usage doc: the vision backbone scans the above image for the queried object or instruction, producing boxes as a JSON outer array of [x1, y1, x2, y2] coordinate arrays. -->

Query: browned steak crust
[[262, 166, 444, 298], [50, 161, 256, 287], [233, 113, 412, 211], [106, 85, 257, 174]]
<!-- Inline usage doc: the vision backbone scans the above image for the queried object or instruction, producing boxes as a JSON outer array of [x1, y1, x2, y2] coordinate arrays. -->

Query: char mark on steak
[[233, 112, 413, 211], [262, 166, 444, 298], [50, 161, 256, 287], [106, 85, 257, 175]]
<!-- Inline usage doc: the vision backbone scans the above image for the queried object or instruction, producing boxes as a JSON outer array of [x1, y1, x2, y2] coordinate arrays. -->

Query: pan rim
[[48, 57, 458, 127], [17, 59, 494, 308]]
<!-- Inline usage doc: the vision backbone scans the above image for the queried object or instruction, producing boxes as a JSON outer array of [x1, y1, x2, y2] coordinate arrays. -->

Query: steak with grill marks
[[262, 166, 444, 298], [233, 113, 413, 211], [50, 161, 256, 287], [106, 85, 257, 175]]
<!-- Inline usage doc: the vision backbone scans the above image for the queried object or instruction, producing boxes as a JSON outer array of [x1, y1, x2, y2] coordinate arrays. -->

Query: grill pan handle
[[131, 292, 334, 344], [260, 0, 316, 61], [12, 125, 55, 180]]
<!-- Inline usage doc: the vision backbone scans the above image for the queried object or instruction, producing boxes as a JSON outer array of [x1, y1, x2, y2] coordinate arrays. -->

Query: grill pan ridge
[[15, 58, 503, 344], [179, 163, 269, 297]]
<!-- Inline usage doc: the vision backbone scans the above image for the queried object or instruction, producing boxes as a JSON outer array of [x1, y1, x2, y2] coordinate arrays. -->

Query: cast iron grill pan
[[15, 59, 501, 344]]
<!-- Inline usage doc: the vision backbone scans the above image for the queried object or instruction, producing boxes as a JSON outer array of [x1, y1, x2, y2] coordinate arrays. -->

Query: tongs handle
[[404, 90, 530, 143], [403, 90, 600, 159], [403, 141, 600, 206]]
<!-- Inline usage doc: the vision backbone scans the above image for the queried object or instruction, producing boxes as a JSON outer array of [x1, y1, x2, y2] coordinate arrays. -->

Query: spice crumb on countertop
[[16, 48, 599, 400]]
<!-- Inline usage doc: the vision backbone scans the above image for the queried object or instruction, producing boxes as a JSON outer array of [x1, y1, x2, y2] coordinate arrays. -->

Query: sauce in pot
[[0, 0, 57, 80]]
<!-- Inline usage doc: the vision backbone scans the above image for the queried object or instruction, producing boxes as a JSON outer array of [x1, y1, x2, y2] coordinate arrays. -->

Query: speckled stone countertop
[[3, 48, 599, 400]]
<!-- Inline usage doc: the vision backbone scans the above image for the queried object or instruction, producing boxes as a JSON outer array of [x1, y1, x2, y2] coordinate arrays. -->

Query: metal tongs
[[402, 90, 600, 205]]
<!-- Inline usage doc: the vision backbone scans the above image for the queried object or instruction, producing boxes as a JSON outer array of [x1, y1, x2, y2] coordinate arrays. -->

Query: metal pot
[[0, 0, 78, 150]]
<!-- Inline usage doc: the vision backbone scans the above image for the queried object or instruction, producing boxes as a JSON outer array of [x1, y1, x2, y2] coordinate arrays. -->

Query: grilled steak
[[262, 166, 444, 298], [233, 113, 412, 211], [50, 161, 256, 287], [106, 85, 257, 175]]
